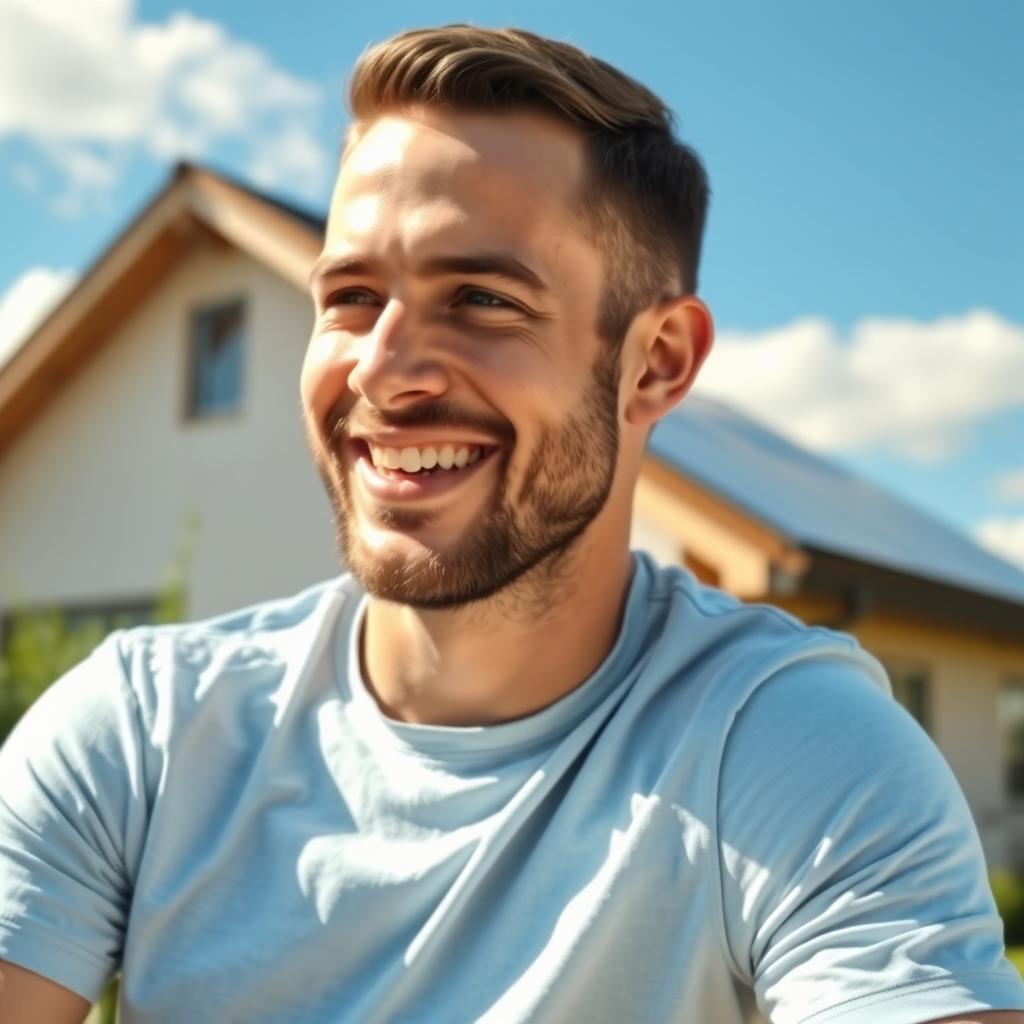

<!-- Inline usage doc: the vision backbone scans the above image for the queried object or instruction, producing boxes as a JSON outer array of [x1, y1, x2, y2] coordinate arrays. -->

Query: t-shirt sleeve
[[0, 633, 150, 1003], [716, 650, 1024, 1024]]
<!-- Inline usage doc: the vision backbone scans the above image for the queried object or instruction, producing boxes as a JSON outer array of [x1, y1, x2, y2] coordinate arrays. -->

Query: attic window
[[187, 299, 245, 418]]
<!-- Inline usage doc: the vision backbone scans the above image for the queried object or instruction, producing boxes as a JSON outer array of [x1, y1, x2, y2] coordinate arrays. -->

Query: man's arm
[[0, 637, 149, 1013], [0, 961, 90, 1024]]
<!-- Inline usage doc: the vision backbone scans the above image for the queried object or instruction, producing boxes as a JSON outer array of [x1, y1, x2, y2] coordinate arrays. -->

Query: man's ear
[[624, 296, 714, 427]]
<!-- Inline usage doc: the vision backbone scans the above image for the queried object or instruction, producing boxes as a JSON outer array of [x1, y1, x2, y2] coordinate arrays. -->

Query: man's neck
[[359, 540, 635, 726]]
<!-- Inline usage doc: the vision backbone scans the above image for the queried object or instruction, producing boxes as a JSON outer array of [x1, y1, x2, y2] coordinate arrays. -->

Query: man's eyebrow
[[308, 255, 376, 291], [417, 254, 549, 293], [308, 252, 549, 293]]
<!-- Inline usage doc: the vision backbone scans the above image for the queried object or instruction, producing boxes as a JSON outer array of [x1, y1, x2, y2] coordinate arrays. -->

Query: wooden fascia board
[[0, 185, 189, 407], [639, 453, 809, 576], [184, 168, 323, 292], [0, 185, 198, 460]]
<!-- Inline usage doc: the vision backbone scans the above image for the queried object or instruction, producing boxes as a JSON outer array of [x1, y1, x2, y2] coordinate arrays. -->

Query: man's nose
[[346, 299, 449, 409]]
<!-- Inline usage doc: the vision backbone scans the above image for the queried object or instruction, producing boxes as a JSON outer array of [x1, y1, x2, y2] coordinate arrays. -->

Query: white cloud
[[0, 0, 327, 206], [993, 470, 1024, 504], [0, 267, 79, 366], [247, 123, 327, 196], [975, 518, 1024, 571], [693, 310, 1024, 462]]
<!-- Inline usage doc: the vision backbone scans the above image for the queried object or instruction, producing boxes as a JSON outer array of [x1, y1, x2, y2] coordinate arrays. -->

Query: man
[[0, 25, 1022, 1024]]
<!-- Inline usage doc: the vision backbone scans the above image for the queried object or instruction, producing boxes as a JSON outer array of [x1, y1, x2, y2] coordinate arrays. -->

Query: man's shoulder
[[104, 572, 363, 722], [637, 552, 887, 689]]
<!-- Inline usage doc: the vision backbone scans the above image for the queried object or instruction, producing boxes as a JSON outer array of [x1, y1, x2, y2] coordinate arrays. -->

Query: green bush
[[0, 517, 194, 747], [991, 869, 1024, 945]]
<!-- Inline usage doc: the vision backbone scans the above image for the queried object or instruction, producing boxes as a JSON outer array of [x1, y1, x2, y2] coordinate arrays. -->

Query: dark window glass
[[883, 659, 931, 735], [188, 300, 245, 418], [1000, 679, 1024, 800]]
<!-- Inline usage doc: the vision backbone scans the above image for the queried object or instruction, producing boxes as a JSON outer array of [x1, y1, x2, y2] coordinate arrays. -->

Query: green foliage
[[0, 513, 196, 745], [90, 977, 120, 1024], [0, 610, 108, 742], [1006, 945, 1024, 976], [152, 511, 196, 627], [991, 869, 1024, 945]]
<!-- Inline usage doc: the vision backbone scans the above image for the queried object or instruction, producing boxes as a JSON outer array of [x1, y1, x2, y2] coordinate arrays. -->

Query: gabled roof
[[0, 162, 322, 462], [649, 396, 1024, 606]]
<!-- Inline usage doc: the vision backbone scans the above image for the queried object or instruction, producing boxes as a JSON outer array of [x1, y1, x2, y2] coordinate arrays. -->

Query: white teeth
[[400, 447, 421, 473], [368, 443, 484, 472]]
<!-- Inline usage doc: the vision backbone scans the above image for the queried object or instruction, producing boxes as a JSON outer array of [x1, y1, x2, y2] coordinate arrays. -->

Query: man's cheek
[[301, 331, 353, 422]]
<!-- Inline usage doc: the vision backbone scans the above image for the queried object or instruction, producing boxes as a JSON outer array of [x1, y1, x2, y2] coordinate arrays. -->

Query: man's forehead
[[325, 110, 592, 269], [333, 109, 587, 207]]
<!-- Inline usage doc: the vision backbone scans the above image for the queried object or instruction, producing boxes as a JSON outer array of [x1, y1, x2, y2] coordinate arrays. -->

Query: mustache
[[328, 401, 516, 447]]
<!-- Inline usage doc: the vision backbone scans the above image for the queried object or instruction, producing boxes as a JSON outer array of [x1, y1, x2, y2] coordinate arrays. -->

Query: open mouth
[[368, 441, 494, 475], [351, 439, 500, 499], [355, 440, 499, 475]]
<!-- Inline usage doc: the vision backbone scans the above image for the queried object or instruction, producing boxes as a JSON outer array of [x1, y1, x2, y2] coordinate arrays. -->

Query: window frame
[[183, 296, 247, 422], [880, 656, 932, 736], [999, 675, 1024, 804]]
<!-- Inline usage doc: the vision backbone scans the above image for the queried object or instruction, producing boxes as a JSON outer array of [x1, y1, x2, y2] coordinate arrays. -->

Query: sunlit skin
[[302, 107, 713, 726]]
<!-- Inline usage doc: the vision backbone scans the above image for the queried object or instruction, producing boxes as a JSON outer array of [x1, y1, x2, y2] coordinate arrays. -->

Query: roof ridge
[[175, 160, 326, 234]]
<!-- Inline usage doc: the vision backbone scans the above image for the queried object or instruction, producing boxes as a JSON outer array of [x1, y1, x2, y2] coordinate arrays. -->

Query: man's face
[[302, 108, 625, 608]]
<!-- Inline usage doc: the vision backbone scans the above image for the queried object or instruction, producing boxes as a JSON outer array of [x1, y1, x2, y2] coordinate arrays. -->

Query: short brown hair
[[345, 25, 710, 343]]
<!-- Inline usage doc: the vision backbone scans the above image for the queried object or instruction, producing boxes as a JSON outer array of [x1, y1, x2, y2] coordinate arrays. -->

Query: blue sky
[[2, 0, 1023, 566]]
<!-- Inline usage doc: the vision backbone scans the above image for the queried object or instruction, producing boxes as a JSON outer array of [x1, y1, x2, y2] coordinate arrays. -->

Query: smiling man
[[2, 25, 1023, 1024]]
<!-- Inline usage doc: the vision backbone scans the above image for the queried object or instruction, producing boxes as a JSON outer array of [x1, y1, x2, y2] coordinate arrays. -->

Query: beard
[[313, 347, 621, 610]]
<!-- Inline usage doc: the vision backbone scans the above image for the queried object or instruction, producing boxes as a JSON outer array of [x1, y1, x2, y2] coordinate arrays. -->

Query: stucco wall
[[0, 238, 340, 621]]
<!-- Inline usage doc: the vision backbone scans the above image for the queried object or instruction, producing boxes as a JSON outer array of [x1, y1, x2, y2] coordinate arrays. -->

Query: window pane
[[189, 300, 245, 417], [882, 659, 931, 734], [1000, 679, 1024, 800]]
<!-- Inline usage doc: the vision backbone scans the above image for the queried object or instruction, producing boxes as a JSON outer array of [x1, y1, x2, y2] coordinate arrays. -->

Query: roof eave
[[0, 164, 324, 464]]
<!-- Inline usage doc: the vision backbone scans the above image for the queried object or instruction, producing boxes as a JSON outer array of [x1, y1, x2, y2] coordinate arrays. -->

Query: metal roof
[[648, 395, 1024, 606]]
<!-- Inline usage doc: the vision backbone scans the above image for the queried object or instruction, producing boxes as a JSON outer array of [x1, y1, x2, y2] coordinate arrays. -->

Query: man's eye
[[461, 289, 513, 309], [324, 289, 378, 307]]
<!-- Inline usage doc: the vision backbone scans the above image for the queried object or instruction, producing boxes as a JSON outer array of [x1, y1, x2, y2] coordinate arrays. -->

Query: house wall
[[0, 238, 340, 622]]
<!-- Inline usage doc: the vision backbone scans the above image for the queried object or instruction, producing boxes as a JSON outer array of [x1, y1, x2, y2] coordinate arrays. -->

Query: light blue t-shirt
[[1, 552, 1021, 1023]]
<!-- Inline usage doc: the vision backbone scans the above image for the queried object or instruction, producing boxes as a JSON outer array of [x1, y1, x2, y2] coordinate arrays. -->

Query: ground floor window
[[881, 658, 932, 735], [1000, 678, 1024, 801]]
